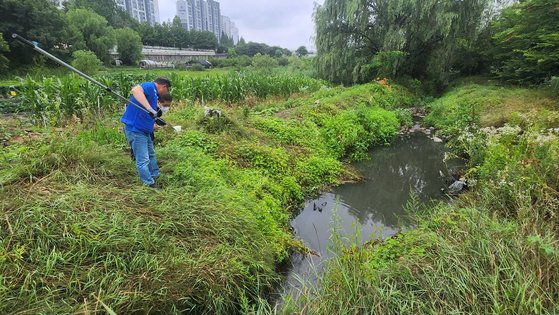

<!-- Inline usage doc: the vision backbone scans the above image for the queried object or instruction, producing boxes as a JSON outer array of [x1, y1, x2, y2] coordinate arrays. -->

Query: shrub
[[70, 50, 102, 75]]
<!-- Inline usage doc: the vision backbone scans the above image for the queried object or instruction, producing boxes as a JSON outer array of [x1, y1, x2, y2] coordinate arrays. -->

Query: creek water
[[277, 133, 463, 300]]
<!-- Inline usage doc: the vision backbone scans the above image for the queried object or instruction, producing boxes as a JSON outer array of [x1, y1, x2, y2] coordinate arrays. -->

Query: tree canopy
[[65, 8, 116, 65], [314, 0, 499, 88], [115, 27, 143, 65], [490, 0, 559, 84], [296, 46, 309, 57], [0, 33, 9, 72], [0, 0, 66, 66]]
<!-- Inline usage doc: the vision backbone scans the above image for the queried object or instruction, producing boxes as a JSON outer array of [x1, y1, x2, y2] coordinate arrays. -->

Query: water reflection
[[281, 134, 455, 296]]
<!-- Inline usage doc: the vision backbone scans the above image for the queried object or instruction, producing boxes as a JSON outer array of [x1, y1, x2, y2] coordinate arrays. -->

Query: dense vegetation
[[285, 81, 559, 314], [0, 0, 299, 70], [1, 0, 558, 313], [280, 0, 559, 313], [0, 73, 414, 313], [314, 0, 558, 90]]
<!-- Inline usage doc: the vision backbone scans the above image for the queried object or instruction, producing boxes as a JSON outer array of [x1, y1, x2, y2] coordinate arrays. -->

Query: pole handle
[[13, 33, 169, 128], [12, 33, 36, 48]]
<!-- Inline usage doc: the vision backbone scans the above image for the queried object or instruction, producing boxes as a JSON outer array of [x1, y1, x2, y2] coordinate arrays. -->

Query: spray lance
[[11, 33, 182, 132]]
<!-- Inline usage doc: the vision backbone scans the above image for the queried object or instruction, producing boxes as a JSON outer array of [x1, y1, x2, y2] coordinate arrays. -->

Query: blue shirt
[[120, 82, 158, 134]]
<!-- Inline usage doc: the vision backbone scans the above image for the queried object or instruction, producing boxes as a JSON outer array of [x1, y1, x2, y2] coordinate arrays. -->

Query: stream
[[277, 132, 464, 301]]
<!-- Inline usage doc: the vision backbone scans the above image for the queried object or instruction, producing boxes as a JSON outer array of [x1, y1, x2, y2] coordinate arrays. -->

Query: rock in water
[[448, 180, 466, 195]]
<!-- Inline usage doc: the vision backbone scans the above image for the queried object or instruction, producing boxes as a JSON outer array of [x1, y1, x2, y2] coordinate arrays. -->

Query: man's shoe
[[148, 183, 161, 190]]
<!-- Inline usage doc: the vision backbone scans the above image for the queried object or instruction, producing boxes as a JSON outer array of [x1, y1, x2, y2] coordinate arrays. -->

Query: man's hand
[[147, 108, 158, 118]]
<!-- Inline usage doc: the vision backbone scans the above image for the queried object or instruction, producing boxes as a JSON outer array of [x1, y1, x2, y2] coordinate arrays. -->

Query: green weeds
[[285, 80, 559, 314], [287, 206, 559, 314], [1, 78, 416, 313]]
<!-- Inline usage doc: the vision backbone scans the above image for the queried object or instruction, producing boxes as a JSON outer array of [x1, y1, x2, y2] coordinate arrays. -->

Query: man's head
[[154, 77, 171, 95]]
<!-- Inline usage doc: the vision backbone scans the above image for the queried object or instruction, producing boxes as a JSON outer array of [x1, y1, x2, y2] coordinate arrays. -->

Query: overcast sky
[[157, 0, 324, 51]]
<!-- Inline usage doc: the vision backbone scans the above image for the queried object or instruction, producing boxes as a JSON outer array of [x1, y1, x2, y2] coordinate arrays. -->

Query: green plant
[[71, 50, 103, 75]]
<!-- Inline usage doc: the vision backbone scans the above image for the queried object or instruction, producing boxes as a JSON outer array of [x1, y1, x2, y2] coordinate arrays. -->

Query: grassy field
[[283, 80, 559, 314], [0, 74, 414, 313], [0, 66, 232, 88]]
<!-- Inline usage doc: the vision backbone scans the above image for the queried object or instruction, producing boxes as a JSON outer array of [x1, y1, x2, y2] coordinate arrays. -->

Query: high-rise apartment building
[[49, 0, 160, 26], [177, 0, 229, 41], [221, 16, 239, 44], [50, 0, 64, 9], [116, 0, 160, 26], [204, 0, 221, 39]]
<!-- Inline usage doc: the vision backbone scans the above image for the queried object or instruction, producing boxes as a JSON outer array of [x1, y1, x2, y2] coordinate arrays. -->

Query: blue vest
[[120, 82, 158, 133]]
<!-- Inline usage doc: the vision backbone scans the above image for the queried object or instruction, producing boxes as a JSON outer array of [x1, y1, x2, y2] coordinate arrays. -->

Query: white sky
[[157, 0, 324, 50]]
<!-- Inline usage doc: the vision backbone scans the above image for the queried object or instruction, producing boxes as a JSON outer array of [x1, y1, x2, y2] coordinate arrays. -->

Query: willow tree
[[314, 0, 501, 87]]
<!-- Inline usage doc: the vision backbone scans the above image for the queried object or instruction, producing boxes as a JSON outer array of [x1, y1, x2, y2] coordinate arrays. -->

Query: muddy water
[[279, 133, 463, 297]]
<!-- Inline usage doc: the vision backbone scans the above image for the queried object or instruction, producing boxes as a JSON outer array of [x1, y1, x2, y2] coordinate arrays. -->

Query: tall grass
[[285, 206, 559, 314], [16, 71, 327, 126], [0, 130, 282, 314], [284, 81, 559, 314], [1, 79, 417, 313]]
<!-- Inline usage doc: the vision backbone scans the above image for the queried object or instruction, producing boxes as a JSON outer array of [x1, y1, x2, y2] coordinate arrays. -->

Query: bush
[[70, 50, 102, 75], [251, 53, 278, 74]]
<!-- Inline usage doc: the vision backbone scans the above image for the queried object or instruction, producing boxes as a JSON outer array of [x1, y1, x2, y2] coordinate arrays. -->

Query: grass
[[100, 66, 232, 78], [284, 79, 559, 314], [0, 78, 411, 313], [285, 206, 559, 314]]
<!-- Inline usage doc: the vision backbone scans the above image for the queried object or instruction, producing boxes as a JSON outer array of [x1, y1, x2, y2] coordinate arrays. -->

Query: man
[[121, 77, 171, 188]]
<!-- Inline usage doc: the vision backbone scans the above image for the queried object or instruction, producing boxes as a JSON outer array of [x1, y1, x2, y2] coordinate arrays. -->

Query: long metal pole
[[11, 33, 167, 126]]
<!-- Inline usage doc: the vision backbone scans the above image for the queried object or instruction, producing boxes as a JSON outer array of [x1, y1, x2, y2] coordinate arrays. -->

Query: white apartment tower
[[177, 0, 225, 40], [50, 0, 64, 9], [116, 0, 160, 26], [221, 16, 239, 44]]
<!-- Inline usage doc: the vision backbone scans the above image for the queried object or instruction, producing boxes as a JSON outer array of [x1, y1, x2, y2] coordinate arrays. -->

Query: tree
[[114, 28, 142, 65], [490, 0, 559, 84], [65, 8, 115, 65], [66, 0, 139, 29], [0, 0, 66, 66], [190, 31, 218, 50], [0, 33, 9, 72], [170, 16, 190, 48], [227, 48, 237, 58], [220, 32, 234, 48], [71, 50, 102, 75], [296, 46, 309, 57], [314, 0, 498, 87], [251, 53, 278, 73]]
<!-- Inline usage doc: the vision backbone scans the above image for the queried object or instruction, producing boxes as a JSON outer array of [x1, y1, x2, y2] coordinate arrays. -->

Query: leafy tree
[[137, 22, 158, 46], [66, 0, 139, 29], [190, 31, 218, 50], [0, 0, 66, 66], [251, 53, 278, 73], [296, 46, 309, 57], [220, 32, 234, 48], [0, 33, 9, 72], [114, 28, 142, 65], [227, 48, 237, 58], [71, 50, 102, 75], [65, 8, 115, 65], [490, 0, 559, 84], [314, 0, 498, 88], [170, 16, 190, 48]]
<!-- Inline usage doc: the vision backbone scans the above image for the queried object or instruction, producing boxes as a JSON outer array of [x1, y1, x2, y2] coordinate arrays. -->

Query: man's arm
[[131, 85, 155, 112]]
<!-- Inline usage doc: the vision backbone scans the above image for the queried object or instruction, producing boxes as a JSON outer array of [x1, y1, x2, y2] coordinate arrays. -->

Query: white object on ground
[[173, 125, 182, 132]]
